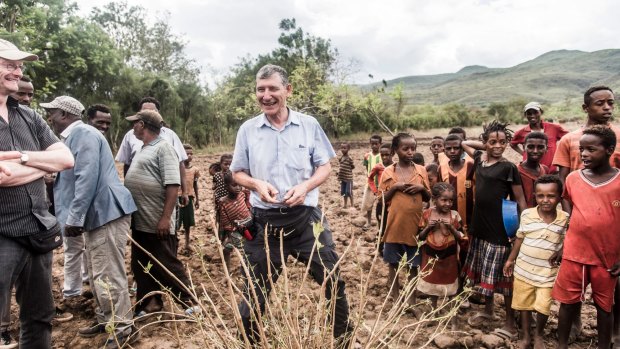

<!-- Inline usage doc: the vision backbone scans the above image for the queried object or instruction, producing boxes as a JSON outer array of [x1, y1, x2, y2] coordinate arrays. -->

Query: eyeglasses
[[1, 62, 25, 72]]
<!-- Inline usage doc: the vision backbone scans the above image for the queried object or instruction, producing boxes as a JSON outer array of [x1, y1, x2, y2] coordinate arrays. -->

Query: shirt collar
[[528, 206, 568, 225], [60, 120, 83, 140], [255, 108, 300, 129], [144, 135, 163, 147]]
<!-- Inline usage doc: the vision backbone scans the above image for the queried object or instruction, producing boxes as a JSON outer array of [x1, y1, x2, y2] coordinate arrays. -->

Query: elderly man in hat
[[123, 110, 198, 317], [0, 39, 74, 348], [43, 96, 139, 347]]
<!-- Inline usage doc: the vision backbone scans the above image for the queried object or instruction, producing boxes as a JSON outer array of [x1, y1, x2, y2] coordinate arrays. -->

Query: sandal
[[467, 311, 499, 327], [492, 328, 518, 341]]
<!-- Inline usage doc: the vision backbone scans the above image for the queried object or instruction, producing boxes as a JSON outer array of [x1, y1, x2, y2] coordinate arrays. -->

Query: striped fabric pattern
[[337, 155, 354, 181], [0, 98, 59, 237], [514, 207, 568, 287], [124, 137, 180, 234]]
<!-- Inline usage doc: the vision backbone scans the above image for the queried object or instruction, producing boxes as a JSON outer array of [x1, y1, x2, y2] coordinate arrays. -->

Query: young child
[[425, 163, 439, 189], [177, 144, 200, 254], [338, 143, 355, 208], [553, 126, 620, 349], [368, 143, 393, 253], [430, 136, 445, 165], [412, 153, 425, 166], [218, 172, 252, 270], [379, 133, 430, 306], [503, 175, 568, 349], [213, 154, 233, 204], [518, 132, 549, 208], [418, 182, 464, 308], [362, 134, 383, 229], [460, 120, 527, 337]]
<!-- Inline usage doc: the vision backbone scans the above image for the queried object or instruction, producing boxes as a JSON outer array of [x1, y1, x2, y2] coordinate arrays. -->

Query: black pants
[[131, 230, 193, 311], [239, 206, 351, 344]]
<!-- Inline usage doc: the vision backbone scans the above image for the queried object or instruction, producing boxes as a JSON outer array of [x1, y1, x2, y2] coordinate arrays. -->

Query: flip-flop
[[492, 328, 518, 341], [467, 311, 498, 327]]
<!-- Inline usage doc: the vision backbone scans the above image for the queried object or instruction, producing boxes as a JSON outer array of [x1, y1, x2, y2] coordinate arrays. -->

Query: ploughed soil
[[7, 123, 603, 348]]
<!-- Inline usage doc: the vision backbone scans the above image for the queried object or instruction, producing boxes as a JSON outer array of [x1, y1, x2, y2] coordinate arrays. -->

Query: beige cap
[[0, 39, 38, 61], [40, 96, 85, 116], [126, 110, 163, 129], [523, 101, 543, 113]]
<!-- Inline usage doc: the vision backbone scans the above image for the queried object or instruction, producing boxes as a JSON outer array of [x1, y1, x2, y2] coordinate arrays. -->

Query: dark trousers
[[0, 234, 54, 349], [239, 207, 351, 344], [131, 230, 193, 311]]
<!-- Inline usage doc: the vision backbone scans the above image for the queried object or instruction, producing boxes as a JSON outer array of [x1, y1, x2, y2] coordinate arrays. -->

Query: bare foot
[[516, 337, 531, 349], [533, 335, 545, 349]]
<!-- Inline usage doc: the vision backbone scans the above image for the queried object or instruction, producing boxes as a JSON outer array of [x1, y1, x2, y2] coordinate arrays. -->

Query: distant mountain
[[365, 49, 620, 106]]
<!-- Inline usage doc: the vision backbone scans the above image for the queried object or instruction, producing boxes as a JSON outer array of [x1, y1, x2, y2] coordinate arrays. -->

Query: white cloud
[[79, 0, 618, 84]]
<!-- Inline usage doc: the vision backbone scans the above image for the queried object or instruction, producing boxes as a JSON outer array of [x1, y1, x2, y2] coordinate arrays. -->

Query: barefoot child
[[337, 143, 355, 208], [361, 135, 383, 229], [379, 133, 430, 305], [503, 175, 568, 349], [218, 172, 251, 270], [368, 143, 393, 253], [553, 125, 620, 349], [461, 120, 527, 338], [418, 182, 464, 308], [177, 144, 200, 254], [518, 132, 549, 208]]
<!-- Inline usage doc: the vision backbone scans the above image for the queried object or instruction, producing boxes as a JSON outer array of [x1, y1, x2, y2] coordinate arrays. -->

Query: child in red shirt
[[218, 172, 251, 270], [553, 125, 620, 349], [518, 132, 549, 208]]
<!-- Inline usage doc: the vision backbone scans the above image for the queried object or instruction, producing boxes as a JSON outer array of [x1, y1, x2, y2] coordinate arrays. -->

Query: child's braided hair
[[480, 120, 514, 143], [431, 182, 455, 198]]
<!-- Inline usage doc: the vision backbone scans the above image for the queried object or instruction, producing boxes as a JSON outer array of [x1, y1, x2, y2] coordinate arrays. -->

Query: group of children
[[336, 86, 620, 348]]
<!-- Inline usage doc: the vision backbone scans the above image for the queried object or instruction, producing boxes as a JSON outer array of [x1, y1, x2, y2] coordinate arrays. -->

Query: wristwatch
[[20, 151, 29, 164]]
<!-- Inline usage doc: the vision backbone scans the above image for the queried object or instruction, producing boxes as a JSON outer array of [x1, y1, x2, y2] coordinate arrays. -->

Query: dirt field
[[6, 122, 606, 348]]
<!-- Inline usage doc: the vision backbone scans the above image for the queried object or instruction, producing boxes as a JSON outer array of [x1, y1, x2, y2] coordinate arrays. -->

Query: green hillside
[[370, 49, 620, 106]]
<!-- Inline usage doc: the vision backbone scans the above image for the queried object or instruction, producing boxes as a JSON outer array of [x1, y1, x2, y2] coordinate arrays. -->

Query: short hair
[[256, 64, 289, 85], [583, 125, 617, 150], [340, 142, 350, 148], [20, 75, 31, 83], [449, 127, 466, 139], [584, 86, 613, 106], [391, 132, 415, 153], [220, 154, 233, 163], [380, 143, 391, 151], [432, 136, 444, 142], [445, 134, 463, 143], [223, 171, 235, 186], [412, 153, 425, 166], [534, 174, 563, 196], [426, 163, 438, 175], [431, 182, 455, 198], [481, 120, 513, 143], [139, 96, 161, 111], [524, 131, 548, 144], [86, 104, 111, 119], [209, 163, 222, 173], [370, 134, 382, 143], [183, 144, 193, 150]]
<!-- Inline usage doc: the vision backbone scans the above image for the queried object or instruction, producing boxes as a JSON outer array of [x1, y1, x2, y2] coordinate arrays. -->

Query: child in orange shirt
[[379, 133, 430, 306]]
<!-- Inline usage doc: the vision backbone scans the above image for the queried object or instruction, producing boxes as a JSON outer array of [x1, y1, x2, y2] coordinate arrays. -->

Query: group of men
[[0, 39, 198, 349]]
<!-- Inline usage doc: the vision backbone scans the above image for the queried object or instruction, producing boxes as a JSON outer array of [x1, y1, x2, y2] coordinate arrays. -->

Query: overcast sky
[[78, 0, 618, 86]]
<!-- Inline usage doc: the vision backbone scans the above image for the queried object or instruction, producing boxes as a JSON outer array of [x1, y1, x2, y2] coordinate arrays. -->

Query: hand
[[254, 179, 279, 204], [156, 217, 171, 240], [65, 225, 84, 237], [194, 199, 200, 209], [548, 249, 562, 267], [0, 151, 22, 161], [0, 163, 12, 183], [503, 260, 515, 277], [393, 182, 407, 192], [283, 183, 309, 207], [609, 262, 620, 277], [427, 220, 440, 230], [403, 184, 424, 195], [179, 194, 189, 207]]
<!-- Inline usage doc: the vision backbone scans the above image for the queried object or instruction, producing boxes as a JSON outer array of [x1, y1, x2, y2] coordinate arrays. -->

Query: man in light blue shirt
[[231, 64, 351, 346]]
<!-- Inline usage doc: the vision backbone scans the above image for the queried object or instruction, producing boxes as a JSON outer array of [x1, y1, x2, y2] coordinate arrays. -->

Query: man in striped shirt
[[0, 39, 74, 348]]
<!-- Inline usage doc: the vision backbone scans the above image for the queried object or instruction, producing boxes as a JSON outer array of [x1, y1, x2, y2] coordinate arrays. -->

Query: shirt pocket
[[285, 147, 313, 177]]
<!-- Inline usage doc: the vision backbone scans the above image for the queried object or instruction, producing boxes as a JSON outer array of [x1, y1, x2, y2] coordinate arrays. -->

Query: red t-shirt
[[518, 163, 549, 208], [562, 170, 620, 268], [511, 121, 568, 173]]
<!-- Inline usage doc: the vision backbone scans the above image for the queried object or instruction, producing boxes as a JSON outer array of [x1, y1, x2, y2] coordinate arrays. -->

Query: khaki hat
[[40, 96, 85, 116], [0, 39, 38, 61], [126, 110, 163, 129], [523, 101, 543, 113]]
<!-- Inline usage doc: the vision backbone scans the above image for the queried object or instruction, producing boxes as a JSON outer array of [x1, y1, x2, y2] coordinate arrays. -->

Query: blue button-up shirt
[[231, 109, 336, 209]]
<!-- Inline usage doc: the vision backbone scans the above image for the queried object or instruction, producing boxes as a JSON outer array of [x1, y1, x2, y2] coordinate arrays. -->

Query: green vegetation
[[1, 1, 614, 147]]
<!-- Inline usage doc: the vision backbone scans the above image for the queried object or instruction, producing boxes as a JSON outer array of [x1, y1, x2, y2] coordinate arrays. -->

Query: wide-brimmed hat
[[126, 110, 163, 129], [40, 96, 85, 116], [0, 39, 38, 61]]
